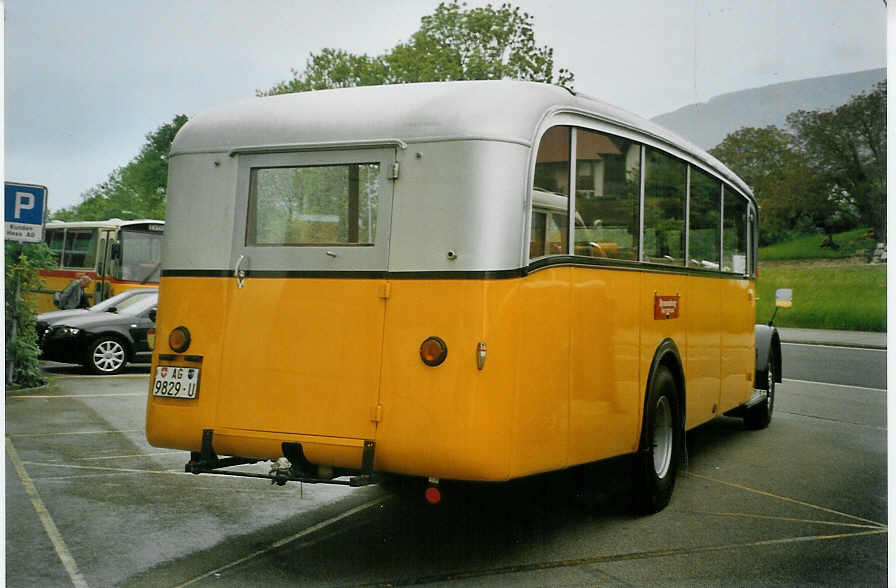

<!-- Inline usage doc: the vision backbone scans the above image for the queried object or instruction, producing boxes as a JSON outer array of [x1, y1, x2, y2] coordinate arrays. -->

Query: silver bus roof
[[172, 80, 753, 201]]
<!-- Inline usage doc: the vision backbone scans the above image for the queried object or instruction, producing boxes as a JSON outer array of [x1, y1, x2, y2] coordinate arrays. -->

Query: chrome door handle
[[234, 255, 247, 288]]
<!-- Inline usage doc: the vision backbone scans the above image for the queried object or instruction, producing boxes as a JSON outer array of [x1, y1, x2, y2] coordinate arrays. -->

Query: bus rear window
[[247, 163, 380, 246]]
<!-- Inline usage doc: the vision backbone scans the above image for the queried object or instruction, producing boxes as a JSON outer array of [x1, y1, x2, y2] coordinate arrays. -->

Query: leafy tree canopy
[[710, 126, 817, 244], [52, 115, 188, 221], [261, 1, 574, 96], [787, 81, 886, 241], [711, 82, 886, 245]]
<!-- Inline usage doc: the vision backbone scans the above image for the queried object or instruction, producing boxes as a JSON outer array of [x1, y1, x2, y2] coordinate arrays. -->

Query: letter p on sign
[[14, 192, 34, 219]]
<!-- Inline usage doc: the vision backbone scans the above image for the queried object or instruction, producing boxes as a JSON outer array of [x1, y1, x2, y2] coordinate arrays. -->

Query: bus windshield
[[120, 229, 163, 283]]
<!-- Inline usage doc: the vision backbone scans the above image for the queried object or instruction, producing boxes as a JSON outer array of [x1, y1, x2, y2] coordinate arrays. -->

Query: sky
[[4, 0, 887, 213]]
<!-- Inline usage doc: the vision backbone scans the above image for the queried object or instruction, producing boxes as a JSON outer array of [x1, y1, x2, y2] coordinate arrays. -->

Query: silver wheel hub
[[93, 340, 125, 372], [653, 396, 673, 478]]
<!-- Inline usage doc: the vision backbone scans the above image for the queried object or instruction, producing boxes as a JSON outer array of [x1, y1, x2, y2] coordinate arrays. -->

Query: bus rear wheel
[[632, 365, 681, 514]]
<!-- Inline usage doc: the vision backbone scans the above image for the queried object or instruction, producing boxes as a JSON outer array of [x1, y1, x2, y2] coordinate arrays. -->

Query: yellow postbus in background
[[146, 81, 781, 513], [32, 219, 164, 313]]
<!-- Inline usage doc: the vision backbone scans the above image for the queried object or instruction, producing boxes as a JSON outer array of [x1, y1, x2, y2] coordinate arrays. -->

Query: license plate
[[152, 366, 200, 399]]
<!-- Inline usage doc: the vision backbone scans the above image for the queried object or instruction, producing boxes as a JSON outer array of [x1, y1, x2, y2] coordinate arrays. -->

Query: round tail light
[[168, 326, 191, 353], [419, 336, 447, 367]]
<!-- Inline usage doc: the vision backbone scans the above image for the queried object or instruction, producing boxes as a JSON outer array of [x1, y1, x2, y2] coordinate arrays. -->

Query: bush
[[6, 242, 55, 388]]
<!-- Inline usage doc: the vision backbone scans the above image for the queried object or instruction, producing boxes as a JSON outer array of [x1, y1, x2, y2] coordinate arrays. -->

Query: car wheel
[[87, 337, 128, 375], [744, 358, 775, 430], [632, 365, 681, 515]]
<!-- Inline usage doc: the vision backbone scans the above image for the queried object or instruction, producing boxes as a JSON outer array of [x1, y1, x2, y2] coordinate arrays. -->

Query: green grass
[[756, 264, 886, 331], [758, 228, 876, 261]]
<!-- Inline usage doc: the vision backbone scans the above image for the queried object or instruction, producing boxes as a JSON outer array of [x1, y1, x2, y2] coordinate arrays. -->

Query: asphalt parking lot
[[5, 363, 887, 586]]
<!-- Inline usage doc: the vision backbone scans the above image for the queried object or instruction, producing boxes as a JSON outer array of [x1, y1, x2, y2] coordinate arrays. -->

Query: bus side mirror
[[775, 288, 793, 308], [110, 242, 122, 261], [149, 309, 157, 323], [768, 288, 792, 326]]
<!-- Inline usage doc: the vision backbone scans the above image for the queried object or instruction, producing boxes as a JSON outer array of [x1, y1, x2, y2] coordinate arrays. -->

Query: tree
[[710, 126, 818, 244], [787, 81, 886, 242], [53, 115, 188, 221], [260, 1, 574, 96]]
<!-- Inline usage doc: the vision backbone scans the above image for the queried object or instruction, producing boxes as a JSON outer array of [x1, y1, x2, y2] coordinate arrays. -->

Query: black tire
[[632, 366, 681, 515], [744, 358, 776, 430], [86, 336, 129, 375]]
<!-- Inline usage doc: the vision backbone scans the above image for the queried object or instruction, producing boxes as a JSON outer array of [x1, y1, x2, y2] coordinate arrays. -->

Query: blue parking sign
[[5, 182, 48, 242]]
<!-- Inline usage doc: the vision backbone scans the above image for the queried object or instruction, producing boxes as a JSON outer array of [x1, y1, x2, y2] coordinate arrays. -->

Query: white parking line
[[49, 373, 149, 380], [8, 393, 144, 399], [77, 451, 181, 461], [782, 378, 887, 392], [174, 495, 391, 587], [8, 429, 142, 439], [7, 437, 90, 588]]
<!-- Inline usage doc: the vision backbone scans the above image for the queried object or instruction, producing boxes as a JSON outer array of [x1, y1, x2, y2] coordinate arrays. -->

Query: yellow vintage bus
[[33, 219, 164, 313], [146, 81, 781, 513]]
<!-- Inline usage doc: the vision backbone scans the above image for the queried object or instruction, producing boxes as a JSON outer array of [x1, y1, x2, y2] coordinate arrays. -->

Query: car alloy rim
[[653, 395, 673, 478], [94, 340, 125, 372]]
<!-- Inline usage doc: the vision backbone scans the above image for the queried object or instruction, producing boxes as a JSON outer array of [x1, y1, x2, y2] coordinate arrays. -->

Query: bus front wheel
[[744, 359, 776, 430], [632, 365, 681, 514]]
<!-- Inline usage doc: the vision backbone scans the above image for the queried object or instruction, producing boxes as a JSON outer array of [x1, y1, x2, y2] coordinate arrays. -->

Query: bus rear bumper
[[184, 428, 377, 487]]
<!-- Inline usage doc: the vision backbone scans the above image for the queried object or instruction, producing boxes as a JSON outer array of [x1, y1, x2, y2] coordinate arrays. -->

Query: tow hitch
[[185, 429, 376, 488]]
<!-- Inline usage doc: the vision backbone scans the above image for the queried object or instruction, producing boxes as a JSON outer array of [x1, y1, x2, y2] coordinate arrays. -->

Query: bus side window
[[574, 129, 640, 260], [530, 126, 570, 260], [722, 187, 748, 274], [45, 229, 64, 266], [62, 228, 98, 269], [643, 148, 686, 266], [688, 168, 721, 270], [530, 211, 547, 258]]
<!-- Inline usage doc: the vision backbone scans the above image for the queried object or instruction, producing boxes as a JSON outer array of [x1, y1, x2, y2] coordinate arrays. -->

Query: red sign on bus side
[[654, 294, 680, 320]]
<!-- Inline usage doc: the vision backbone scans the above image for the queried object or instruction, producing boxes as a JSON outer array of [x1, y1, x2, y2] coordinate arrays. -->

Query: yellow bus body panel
[[146, 268, 755, 482]]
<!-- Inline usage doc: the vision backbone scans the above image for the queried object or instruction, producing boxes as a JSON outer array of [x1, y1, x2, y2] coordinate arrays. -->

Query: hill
[[652, 68, 886, 150]]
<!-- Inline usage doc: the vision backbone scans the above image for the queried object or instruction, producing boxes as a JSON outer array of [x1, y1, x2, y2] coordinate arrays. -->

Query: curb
[[5, 381, 54, 395]]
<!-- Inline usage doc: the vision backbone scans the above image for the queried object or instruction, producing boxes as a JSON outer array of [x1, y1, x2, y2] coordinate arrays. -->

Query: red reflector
[[424, 486, 442, 504]]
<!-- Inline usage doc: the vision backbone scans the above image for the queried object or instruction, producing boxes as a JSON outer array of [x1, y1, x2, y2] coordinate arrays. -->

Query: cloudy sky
[[4, 0, 887, 213]]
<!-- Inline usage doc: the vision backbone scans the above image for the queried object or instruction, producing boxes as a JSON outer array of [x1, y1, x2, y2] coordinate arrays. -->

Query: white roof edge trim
[[228, 138, 409, 156], [167, 136, 535, 158]]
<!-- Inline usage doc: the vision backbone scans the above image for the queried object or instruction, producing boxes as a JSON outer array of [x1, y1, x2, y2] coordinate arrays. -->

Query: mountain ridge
[[651, 68, 886, 150]]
